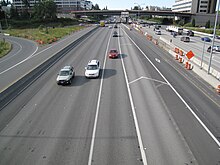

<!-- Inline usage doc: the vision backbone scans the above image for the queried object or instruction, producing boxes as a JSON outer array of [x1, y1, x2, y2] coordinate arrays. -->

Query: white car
[[155, 30, 161, 35], [207, 45, 220, 52], [85, 60, 100, 78], [56, 66, 75, 85]]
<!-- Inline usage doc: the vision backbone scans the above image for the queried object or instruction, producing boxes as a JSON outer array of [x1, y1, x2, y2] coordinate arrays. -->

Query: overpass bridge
[[71, 10, 193, 20]]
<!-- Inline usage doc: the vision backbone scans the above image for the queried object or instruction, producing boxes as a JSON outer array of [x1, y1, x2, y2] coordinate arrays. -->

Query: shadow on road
[[102, 69, 117, 79]]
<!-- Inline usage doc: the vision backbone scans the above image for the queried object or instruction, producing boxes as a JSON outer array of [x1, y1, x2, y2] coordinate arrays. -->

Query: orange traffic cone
[[185, 62, 189, 68], [216, 85, 220, 94], [175, 54, 179, 60]]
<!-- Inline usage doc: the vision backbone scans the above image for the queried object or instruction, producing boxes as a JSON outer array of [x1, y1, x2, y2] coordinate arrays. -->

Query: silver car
[[56, 66, 75, 85]]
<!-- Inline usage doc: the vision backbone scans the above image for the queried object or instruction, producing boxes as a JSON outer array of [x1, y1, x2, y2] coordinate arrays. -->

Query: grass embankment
[[186, 27, 220, 35], [5, 25, 85, 45], [0, 40, 11, 58]]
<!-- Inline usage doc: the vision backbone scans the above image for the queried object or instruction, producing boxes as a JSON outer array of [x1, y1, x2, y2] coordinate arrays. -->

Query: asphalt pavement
[[0, 24, 219, 165]]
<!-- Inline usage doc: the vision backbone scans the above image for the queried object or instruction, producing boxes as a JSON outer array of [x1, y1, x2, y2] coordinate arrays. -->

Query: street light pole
[[134, 3, 145, 21], [207, 0, 220, 74], [201, 39, 206, 69]]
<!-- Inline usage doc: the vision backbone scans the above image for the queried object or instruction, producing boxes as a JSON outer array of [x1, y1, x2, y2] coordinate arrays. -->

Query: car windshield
[[87, 65, 98, 70], [60, 70, 70, 76], [110, 50, 117, 53]]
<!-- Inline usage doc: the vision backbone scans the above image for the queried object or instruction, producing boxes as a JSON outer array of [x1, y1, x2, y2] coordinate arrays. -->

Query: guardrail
[[0, 26, 99, 111]]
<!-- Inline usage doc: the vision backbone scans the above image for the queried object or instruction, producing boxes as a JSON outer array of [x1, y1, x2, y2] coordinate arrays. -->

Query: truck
[[100, 20, 105, 27], [166, 26, 183, 35]]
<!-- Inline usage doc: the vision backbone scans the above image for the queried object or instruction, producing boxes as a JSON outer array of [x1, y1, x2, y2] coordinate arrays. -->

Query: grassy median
[[5, 25, 85, 45], [0, 40, 11, 58]]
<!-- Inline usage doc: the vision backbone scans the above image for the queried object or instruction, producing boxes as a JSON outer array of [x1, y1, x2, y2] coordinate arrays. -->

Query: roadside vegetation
[[5, 25, 85, 45], [0, 40, 11, 58]]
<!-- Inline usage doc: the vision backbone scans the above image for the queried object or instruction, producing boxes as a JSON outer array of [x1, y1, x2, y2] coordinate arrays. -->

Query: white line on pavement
[[121, 27, 220, 148], [129, 76, 168, 85], [118, 27, 149, 165], [87, 29, 112, 165]]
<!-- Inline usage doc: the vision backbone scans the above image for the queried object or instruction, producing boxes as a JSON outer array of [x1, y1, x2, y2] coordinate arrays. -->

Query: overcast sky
[[91, 0, 174, 10]]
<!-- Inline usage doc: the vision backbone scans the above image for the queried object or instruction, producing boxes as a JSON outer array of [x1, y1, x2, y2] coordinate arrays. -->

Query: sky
[[91, 0, 174, 10]]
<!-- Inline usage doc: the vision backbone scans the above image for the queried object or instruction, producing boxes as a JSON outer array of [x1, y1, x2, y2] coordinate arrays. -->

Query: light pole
[[134, 3, 145, 22], [207, 0, 220, 74], [201, 39, 206, 69]]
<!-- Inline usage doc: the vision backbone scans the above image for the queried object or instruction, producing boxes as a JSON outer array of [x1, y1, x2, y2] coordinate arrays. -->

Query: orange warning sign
[[186, 50, 195, 60]]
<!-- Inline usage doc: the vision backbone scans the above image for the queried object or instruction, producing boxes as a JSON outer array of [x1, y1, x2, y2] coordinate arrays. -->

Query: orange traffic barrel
[[187, 63, 193, 70], [175, 54, 179, 60], [179, 57, 184, 63], [185, 61, 189, 68], [179, 50, 184, 56], [174, 48, 179, 53], [217, 85, 220, 94]]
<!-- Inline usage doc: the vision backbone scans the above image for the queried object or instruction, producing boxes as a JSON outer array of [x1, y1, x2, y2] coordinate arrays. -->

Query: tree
[[20, 0, 31, 19], [32, 0, 57, 20], [133, 6, 139, 10], [192, 18, 195, 27], [92, 4, 100, 10], [205, 20, 210, 28], [10, 5, 19, 19]]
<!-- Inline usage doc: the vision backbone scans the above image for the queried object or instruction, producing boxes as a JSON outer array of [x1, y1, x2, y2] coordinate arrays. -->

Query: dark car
[[180, 36, 190, 42], [113, 31, 118, 37], [187, 30, 194, 36], [201, 37, 211, 42], [114, 24, 118, 28]]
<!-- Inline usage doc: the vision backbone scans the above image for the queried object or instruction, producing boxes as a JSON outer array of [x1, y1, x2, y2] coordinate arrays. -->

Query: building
[[172, 0, 217, 14], [12, 0, 93, 13], [172, 0, 219, 26], [144, 6, 171, 11]]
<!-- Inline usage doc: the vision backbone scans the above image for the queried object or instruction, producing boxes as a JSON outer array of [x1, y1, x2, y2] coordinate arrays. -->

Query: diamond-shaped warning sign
[[186, 50, 195, 60]]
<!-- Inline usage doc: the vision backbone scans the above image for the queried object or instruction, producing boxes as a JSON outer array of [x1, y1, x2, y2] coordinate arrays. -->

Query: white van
[[155, 30, 161, 35]]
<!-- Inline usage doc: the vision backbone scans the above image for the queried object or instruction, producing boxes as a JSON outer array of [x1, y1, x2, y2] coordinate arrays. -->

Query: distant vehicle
[[172, 32, 177, 38], [109, 25, 112, 29], [166, 26, 183, 35], [113, 31, 118, 37], [180, 36, 190, 42], [56, 66, 75, 85], [201, 37, 211, 42], [210, 35, 220, 39], [85, 60, 100, 78], [100, 20, 105, 27], [109, 49, 119, 58], [154, 25, 160, 30], [155, 30, 161, 35], [114, 24, 118, 28], [207, 45, 220, 52], [187, 30, 194, 36]]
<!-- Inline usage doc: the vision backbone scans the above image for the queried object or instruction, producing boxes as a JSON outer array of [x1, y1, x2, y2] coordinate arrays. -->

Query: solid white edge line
[[0, 27, 93, 75], [118, 26, 148, 165], [0, 39, 23, 64], [121, 26, 220, 148], [87, 28, 112, 165]]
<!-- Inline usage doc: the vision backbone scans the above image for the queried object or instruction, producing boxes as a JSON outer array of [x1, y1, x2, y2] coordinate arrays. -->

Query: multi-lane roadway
[[0, 24, 220, 165], [138, 24, 220, 71]]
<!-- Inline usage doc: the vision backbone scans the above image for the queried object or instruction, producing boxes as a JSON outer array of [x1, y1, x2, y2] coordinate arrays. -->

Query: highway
[[138, 24, 220, 71], [0, 24, 220, 165]]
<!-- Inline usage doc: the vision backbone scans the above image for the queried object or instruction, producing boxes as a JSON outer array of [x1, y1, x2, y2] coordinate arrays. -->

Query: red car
[[109, 49, 119, 58]]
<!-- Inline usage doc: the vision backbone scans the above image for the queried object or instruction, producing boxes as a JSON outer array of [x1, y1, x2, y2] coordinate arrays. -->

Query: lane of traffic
[[0, 27, 111, 165], [91, 26, 143, 165], [119, 26, 195, 164], [122, 26, 220, 164]]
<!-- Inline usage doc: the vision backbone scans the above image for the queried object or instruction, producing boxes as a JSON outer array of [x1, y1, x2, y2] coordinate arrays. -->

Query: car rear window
[[110, 50, 117, 53], [60, 70, 70, 76], [87, 65, 98, 70]]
